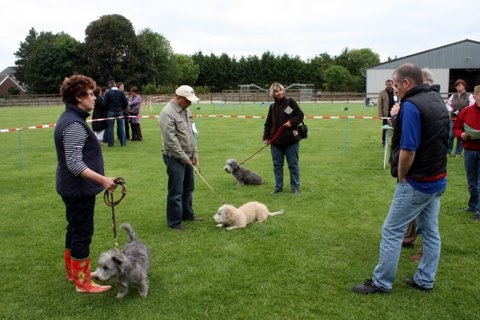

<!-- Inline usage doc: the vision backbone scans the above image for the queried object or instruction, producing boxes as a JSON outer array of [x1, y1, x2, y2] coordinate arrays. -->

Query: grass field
[[1, 102, 479, 319]]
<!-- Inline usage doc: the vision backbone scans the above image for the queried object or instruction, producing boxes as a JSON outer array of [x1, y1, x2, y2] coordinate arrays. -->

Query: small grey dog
[[92, 223, 150, 298], [224, 159, 264, 185]]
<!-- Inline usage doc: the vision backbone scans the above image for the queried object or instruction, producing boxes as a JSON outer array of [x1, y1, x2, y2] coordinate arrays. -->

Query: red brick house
[[0, 67, 26, 95]]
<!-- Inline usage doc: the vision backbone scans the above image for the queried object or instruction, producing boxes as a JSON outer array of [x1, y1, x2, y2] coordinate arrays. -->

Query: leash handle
[[240, 126, 285, 165], [103, 177, 126, 250]]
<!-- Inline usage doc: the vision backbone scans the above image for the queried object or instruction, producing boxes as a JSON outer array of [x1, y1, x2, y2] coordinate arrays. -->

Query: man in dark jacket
[[104, 80, 128, 147], [353, 63, 449, 294]]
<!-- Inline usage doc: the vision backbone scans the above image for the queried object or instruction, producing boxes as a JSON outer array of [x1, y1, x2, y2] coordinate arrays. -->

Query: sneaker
[[271, 188, 283, 194], [352, 279, 390, 294], [403, 276, 432, 291], [463, 207, 475, 212], [291, 189, 300, 195]]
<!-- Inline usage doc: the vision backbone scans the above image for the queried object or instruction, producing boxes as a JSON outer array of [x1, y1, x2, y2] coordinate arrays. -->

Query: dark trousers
[[131, 123, 143, 141], [123, 112, 130, 140], [62, 195, 96, 260], [163, 154, 195, 227]]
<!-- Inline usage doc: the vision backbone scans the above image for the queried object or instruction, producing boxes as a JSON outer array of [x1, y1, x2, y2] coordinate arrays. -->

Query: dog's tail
[[269, 209, 285, 216], [120, 223, 138, 242]]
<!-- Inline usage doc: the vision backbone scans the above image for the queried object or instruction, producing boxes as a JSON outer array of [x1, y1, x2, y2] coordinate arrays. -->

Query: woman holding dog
[[54, 75, 117, 293], [263, 82, 305, 194]]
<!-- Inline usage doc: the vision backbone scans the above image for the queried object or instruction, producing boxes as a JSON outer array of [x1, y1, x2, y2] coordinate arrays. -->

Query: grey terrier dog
[[224, 159, 264, 185], [92, 223, 150, 298]]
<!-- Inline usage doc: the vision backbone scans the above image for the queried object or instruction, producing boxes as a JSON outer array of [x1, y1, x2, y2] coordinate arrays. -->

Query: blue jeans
[[163, 154, 195, 227], [448, 120, 463, 155], [464, 149, 480, 213], [107, 111, 126, 147], [271, 142, 300, 191], [372, 181, 444, 290]]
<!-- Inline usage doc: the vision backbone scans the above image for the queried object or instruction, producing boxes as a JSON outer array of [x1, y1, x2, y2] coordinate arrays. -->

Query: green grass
[[0, 103, 479, 319]]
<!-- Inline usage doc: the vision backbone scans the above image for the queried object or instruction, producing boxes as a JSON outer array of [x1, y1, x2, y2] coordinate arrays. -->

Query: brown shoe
[[410, 253, 422, 261]]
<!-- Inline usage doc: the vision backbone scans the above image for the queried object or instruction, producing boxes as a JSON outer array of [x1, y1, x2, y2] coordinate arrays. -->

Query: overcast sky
[[1, 0, 479, 70]]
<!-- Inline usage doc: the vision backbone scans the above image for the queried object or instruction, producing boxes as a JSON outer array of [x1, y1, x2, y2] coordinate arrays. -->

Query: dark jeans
[[62, 195, 96, 260], [107, 111, 126, 147], [271, 141, 300, 191], [464, 149, 480, 213], [382, 119, 389, 146], [163, 154, 195, 227], [448, 120, 463, 155], [131, 123, 143, 141]]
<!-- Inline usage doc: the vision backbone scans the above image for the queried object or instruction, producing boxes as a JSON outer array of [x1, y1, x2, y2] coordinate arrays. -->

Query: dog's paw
[[216, 224, 224, 228]]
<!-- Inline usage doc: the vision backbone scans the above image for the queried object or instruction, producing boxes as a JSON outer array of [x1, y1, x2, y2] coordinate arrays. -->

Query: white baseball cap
[[175, 85, 199, 102]]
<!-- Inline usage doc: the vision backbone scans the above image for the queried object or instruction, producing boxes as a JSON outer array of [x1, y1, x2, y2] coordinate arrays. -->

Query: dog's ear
[[225, 206, 234, 223], [112, 254, 123, 267]]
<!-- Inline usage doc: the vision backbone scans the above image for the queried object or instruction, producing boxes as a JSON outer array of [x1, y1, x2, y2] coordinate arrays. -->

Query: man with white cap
[[158, 85, 202, 232]]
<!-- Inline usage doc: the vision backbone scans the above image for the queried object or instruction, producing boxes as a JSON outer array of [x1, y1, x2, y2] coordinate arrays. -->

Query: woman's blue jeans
[[270, 142, 299, 191]]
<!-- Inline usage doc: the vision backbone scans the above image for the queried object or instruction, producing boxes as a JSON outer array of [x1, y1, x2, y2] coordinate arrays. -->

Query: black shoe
[[471, 214, 480, 221], [403, 276, 432, 291], [171, 225, 186, 232], [271, 188, 283, 194], [464, 207, 475, 212], [291, 189, 300, 195], [352, 279, 390, 294]]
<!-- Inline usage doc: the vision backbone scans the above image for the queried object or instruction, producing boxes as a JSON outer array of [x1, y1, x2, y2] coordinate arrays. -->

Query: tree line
[[14, 14, 381, 94]]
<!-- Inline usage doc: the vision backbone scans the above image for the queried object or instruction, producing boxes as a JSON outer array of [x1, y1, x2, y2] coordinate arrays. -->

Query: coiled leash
[[191, 164, 227, 205], [240, 126, 284, 165], [103, 177, 127, 250]]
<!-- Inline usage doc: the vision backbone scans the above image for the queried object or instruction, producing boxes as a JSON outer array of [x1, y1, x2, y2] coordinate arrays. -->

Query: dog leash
[[240, 126, 284, 165], [191, 164, 227, 205], [103, 177, 127, 250]]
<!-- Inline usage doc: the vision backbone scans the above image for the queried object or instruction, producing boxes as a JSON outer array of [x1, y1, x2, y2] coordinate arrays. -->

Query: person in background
[[103, 80, 128, 147], [158, 85, 203, 232], [378, 79, 395, 147], [453, 85, 480, 220], [447, 79, 474, 157], [353, 63, 449, 294], [91, 87, 108, 143], [118, 82, 130, 141], [128, 86, 143, 141], [263, 82, 304, 195], [54, 75, 117, 293]]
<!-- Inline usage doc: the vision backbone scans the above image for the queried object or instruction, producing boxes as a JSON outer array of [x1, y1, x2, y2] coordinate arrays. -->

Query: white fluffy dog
[[213, 201, 284, 230]]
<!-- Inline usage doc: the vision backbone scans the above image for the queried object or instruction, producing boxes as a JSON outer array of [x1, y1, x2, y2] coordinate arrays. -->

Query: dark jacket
[[390, 84, 449, 179], [263, 96, 304, 145], [103, 89, 128, 113], [54, 104, 105, 198], [92, 95, 108, 131]]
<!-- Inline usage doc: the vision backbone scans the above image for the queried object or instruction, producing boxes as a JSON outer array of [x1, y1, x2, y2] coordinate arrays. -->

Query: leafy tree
[[137, 28, 175, 86], [335, 48, 380, 91], [323, 65, 352, 91], [171, 54, 199, 85], [14, 27, 38, 84], [24, 32, 84, 93], [84, 14, 138, 86]]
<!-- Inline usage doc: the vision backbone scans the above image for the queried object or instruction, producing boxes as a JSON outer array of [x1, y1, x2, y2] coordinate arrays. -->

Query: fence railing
[[0, 91, 368, 107]]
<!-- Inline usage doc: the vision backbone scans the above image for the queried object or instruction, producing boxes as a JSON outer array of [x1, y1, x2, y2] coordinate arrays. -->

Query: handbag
[[297, 121, 308, 139]]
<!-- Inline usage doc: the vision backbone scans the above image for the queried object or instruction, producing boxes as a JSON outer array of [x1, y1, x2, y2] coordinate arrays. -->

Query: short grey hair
[[421, 68, 434, 84], [269, 82, 285, 98], [393, 63, 423, 86]]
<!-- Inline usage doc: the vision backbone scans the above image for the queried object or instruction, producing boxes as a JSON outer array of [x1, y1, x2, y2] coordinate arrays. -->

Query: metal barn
[[366, 39, 480, 100]]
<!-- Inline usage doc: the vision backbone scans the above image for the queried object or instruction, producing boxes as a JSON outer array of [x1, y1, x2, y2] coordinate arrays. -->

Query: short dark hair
[[455, 79, 467, 87], [60, 75, 96, 105], [393, 63, 423, 86]]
